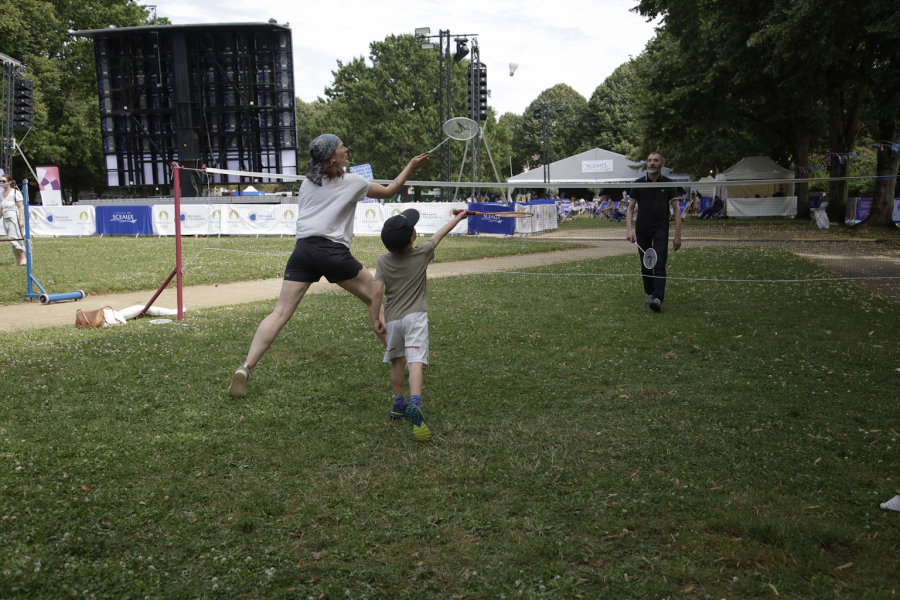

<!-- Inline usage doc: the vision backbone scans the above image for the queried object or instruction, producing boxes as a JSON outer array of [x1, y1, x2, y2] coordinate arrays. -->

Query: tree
[[295, 98, 334, 155], [635, 0, 899, 225], [324, 34, 470, 182], [857, 0, 900, 229], [1, 0, 150, 199], [631, 0, 826, 191], [583, 59, 642, 157], [512, 84, 589, 176]]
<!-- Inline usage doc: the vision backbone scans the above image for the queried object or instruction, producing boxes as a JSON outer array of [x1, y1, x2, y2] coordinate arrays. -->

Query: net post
[[173, 163, 184, 321], [22, 179, 33, 295]]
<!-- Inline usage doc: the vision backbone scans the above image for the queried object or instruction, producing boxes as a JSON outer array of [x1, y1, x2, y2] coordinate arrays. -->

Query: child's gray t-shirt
[[374, 239, 436, 323]]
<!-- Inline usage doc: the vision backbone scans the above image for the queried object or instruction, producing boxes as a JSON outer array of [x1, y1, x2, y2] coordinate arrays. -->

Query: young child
[[372, 208, 469, 442]]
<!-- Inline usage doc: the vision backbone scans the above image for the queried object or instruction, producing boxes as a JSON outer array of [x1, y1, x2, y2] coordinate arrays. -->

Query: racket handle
[[452, 210, 475, 216]]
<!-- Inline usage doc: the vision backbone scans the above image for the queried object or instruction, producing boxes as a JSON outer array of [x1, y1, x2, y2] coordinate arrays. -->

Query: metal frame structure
[[72, 23, 297, 197], [0, 53, 25, 177], [534, 103, 565, 184], [417, 28, 497, 200], [466, 39, 485, 196], [437, 30, 452, 193]]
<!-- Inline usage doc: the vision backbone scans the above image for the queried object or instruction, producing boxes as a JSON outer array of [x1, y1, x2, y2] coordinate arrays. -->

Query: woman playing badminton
[[228, 134, 429, 397]]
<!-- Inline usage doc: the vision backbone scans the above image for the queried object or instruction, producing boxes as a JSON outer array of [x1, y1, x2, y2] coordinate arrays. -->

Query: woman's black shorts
[[284, 237, 363, 284]]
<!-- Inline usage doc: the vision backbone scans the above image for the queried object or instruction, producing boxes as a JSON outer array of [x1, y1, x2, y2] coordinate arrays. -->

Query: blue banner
[[466, 203, 515, 235], [95, 205, 153, 235]]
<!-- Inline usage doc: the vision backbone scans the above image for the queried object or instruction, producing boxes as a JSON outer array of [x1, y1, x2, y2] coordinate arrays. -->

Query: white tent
[[508, 148, 690, 186], [715, 157, 794, 198], [716, 157, 796, 218]]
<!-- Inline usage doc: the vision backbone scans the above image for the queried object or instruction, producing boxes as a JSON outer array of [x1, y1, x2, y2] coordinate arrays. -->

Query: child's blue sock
[[389, 395, 408, 420], [410, 394, 422, 408]]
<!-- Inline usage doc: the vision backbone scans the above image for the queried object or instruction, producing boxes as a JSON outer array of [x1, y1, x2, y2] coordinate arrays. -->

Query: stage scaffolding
[[72, 22, 297, 197]]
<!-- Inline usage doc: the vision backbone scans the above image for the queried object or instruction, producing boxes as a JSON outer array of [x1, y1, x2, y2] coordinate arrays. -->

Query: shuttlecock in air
[[509, 63, 519, 77]]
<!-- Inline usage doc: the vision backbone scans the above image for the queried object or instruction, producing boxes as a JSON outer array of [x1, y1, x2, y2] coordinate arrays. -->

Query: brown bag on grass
[[75, 307, 112, 329]]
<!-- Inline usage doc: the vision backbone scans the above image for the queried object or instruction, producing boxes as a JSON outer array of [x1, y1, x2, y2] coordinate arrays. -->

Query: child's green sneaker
[[405, 403, 431, 442]]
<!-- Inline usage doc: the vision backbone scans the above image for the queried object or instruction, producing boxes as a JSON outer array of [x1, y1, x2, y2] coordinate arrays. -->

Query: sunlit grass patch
[[0, 247, 898, 598]]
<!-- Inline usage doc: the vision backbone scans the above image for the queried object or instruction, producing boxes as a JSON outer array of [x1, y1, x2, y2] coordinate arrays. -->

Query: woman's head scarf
[[308, 134, 341, 186]]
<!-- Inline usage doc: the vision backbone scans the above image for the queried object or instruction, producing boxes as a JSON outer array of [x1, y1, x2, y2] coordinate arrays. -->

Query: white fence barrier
[[28, 205, 97, 236], [28, 202, 558, 237]]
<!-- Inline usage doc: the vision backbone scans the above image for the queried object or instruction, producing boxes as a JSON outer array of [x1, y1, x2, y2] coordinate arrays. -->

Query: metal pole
[[542, 106, 551, 185], [173, 163, 184, 320], [439, 30, 451, 200]]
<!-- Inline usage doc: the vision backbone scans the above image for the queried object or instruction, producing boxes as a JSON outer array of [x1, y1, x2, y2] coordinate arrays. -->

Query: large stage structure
[[73, 23, 297, 197]]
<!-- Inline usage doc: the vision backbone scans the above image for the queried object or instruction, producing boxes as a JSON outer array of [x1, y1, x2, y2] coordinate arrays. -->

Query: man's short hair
[[648, 151, 664, 162]]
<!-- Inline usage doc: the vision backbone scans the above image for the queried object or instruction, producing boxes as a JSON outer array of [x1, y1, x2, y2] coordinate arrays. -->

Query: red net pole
[[173, 163, 184, 321]]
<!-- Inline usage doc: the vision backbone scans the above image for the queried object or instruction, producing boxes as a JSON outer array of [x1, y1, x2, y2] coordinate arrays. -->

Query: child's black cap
[[381, 209, 420, 252]]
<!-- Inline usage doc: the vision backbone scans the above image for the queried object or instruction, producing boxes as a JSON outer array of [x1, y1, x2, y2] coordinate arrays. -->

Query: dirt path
[[2, 229, 896, 333], [0, 246, 618, 333]]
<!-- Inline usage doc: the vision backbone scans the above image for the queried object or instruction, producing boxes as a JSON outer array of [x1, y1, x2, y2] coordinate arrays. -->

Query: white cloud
[[153, 0, 658, 115]]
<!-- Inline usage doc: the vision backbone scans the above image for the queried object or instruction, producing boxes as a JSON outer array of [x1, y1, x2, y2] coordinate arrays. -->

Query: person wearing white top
[[228, 134, 429, 398], [0, 175, 27, 266]]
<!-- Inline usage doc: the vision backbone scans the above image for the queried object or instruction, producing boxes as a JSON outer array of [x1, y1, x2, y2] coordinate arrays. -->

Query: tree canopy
[[1, 0, 152, 199]]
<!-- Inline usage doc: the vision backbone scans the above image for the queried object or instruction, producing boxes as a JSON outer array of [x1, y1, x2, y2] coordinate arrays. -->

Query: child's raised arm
[[430, 209, 469, 248]]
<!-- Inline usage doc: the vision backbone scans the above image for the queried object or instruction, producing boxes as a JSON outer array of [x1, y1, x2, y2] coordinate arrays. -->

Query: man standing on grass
[[625, 151, 684, 313]]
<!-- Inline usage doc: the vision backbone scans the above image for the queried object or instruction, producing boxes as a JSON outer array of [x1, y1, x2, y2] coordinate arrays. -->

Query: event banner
[[275, 205, 297, 235], [582, 160, 614, 173], [28, 206, 96, 236], [219, 205, 294, 235], [413, 203, 467, 234], [725, 197, 797, 219], [95, 206, 153, 235], [514, 203, 557, 234], [466, 202, 516, 235], [152, 205, 220, 236], [36, 166, 63, 207], [353, 203, 385, 236]]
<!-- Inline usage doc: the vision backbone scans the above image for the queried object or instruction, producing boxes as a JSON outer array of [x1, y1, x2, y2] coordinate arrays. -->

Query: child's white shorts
[[383, 311, 429, 365]]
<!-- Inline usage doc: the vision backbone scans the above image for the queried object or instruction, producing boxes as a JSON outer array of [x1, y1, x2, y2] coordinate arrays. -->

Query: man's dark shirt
[[629, 174, 684, 232]]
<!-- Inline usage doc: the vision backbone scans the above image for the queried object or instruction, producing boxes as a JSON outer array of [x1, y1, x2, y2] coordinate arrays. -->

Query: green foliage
[[583, 60, 643, 157], [512, 84, 589, 174], [323, 34, 470, 181], [1, 0, 150, 197], [294, 98, 333, 155]]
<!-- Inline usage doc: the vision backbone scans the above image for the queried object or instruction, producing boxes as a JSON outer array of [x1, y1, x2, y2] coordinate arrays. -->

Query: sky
[[151, 0, 660, 117]]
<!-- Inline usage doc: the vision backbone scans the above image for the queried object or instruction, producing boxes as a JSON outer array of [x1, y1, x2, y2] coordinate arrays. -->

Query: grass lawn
[[0, 236, 580, 306], [558, 215, 900, 240], [1, 247, 898, 599]]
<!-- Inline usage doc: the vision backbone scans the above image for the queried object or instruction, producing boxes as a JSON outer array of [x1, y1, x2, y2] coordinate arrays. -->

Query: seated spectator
[[572, 198, 586, 217], [700, 195, 724, 219], [609, 200, 627, 222]]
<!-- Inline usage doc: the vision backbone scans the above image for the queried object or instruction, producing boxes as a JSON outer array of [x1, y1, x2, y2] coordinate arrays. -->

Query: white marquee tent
[[508, 148, 690, 187], [715, 157, 796, 218], [715, 156, 795, 198]]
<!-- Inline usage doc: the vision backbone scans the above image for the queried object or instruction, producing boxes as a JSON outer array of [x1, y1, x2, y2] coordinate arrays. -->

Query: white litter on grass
[[99, 305, 186, 327], [880, 495, 900, 512], [149, 319, 172, 325]]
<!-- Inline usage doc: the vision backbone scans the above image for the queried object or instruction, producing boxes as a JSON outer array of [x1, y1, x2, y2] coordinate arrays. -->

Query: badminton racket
[[453, 210, 534, 218], [633, 241, 658, 269], [425, 117, 481, 154]]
